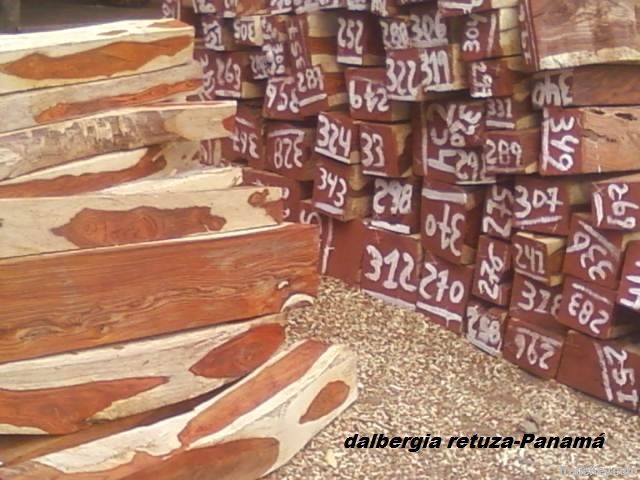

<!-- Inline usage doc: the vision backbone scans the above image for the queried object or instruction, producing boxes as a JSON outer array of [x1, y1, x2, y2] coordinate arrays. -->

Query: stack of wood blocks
[[0, 18, 357, 478]]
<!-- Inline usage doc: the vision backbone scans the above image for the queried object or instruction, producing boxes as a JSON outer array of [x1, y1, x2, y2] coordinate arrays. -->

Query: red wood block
[[592, 174, 640, 232], [485, 93, 537, 130], [263, 75, 299, 120], [337, 11, 385, 66], [513, 175, 591, 236], [233, 15, 264, 46], [503, 317, 567, 380], [315, 111, 360, 164], [385, 48, 428, 101], [196, 137, 238, 167], [420, 180, 485, 265], [247, 51, 269, 80], [540, 107, 582, 176], [424, 99, 486, 147], [359, 121, 412, 177], [265, 122, 316, 181], [268, 0, 293, 14], [422, 44, 467, 93], [472, 235, 512, 306], [262, 13, 291, 41], [370, 0, 400, 17], [242, 168, 312, 221], [379, 16, 411, 51], [461, 8, 520, 61], [213, 51, 265, 99], [464, 300, 508, 356], [312, 156, 372, 221], [516, 0, 538, 72], [262, 40, 292, 77], [481, 183, 514, 240], [361, 226, 422, 310], [484, 128, 540, 175], [468, 56, 528, 99], [297, 67, 347, 118], [417, 251, 474, 334], [509, 274, 563, 325], [407, 2, 454, 48], [564, 213, 639, 290], [558, 276, 640, 340], [371, 176, 421, 234], [512, 232, 565, 287], [298, 200, 366, 285], [345, 67, 410, 122], [531, 69, 574, 110], [618, 241, 640, 313], [192, 48, 216, 101], [556, 331, 640, 412], [201, 15, 238, 51], [234, 103, 266, 169], [287, 12, 340, 73]]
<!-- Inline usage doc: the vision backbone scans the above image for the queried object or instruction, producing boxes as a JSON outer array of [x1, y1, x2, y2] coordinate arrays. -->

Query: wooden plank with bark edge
[[0, 187, 282, 259], [592, 174, 640, 232], [460, 8, 520, 61], [509, 274, 562, 325], [468, 56, 528, 99], [315, 111, 361, 165], [234, 102, 266, 169], [312, 156, 372, 221], [417, 251, 474, 335], [531, 65, 640, 109], [484, 128, 540, 175], [513, 174, 591, 236], [0, 19, 194, 95], [201, 16, 238, 51], [0, 102, 236, 182], [485, 92, 537, 130], [438, 0, 517, 17], [420, 180, 485, 265], [361, 226, 422, 310], [359, 121, 412, 177], [471, 235, 512, 307], [512, 232, 565, 287], [233, 16, 265, 46], [287, 11, 340, 73], [0, 314, 286, 435], [481, 183, 514, 240], [556, 330, 640, 412], [337, 11, 385, 66], [563, 213, 640, 290], [617, 241, 640, 313], [502, 317, 567, 380], [242, 168, 312, 221], [557, 276, 640, 340], [0, 223, 318, 364], [266, 122, 316, 181], [464, 301, 507, 356], [212, 51, 265, 99], [518, 0, 640, 71], [345, 67, 410, 122], [0, 340, 357, 480], [371, 176, 422, 235], [541, 106, 640, 176], [0, 62, 203, 134]]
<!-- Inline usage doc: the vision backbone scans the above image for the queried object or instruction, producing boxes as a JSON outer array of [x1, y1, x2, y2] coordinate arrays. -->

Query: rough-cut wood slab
[[518, 0, 640, 71], [312, 156, 372, 221], [439, 0, 517, 17], [0, 102, 236, 182], [485, 91, 537, 130], [266, 122, 316, 181], [481, 183, 514, 240], [592, 174, 640, 232], [563, 213, 640, 290], [345, 67, 410, 122], [298, 200, 366, 285], [541, 106, 640, 176], [471, 235, 512, 306], [0, 340, 357, 479], [512, 232, 565, 287], [461, 8, 520, 61], [213, 51, 265, 99], [242, 168, 313, 221], [315, 111, 360, 165], [421, 180, 484, 264], [0, 19, 195, 95], [503, 317, 567, 380], [359, 121, 412, 177], [0, 186, 282, 258], [468, 56, 528, 98], [556, 330, 640, 412], [361, 227, 422, 310], [0, 314, 286, 435], [464, 301, 507, 356], [371, 176, 421, 235], [557, 276, 640, 340], [509, 274, 562, 325], [337, 11, 385, 65], [0, 223, 318, 364], [417, 251, 474, 334], [0, 62, 203, 134], [513, 174, 591, 236], [484, 128, 540, 175]]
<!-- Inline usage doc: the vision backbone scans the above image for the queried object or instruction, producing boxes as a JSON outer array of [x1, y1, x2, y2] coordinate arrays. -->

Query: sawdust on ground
[[267, 278, 640, 480]]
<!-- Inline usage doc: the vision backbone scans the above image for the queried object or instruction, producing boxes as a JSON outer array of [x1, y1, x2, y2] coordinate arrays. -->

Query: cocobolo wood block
[[359, 121, 412, 177], [201, 15, 238, 51], [460, 7, 520, 61], [266, 122, 316, 181], [617, 241, 640, 313], [242, 168, 313, 221], [192, 48, 216, 101], [464, 301, 508, 357], [484, 128, 540, 175], [0, 19, 195, 95], [0, 102, 237, 182], [371, 176, 421, 235], [481, 183, 514, 240], [336, 11, 385, 65], [556, 330, 640, 412], [471, 235, 513, 307], [288, 11, 340, 72], [468, 56, 528, 99], [234, 102, 267, 169], [0, 223, 319, 364], [211, 51, 265, 99], [345, 67, 410, 122], [512, 232, 565, 287], [0, 315, 286, 435], [315, 111, 361, 165], [0, 340, 357, 479], [592, 174, 640, 232], [485, 91, 537, 130], [509, 274, 562, 324]]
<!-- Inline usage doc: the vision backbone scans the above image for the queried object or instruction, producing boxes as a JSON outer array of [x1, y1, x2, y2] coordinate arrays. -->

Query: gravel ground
[[268, 278, 640, 480]]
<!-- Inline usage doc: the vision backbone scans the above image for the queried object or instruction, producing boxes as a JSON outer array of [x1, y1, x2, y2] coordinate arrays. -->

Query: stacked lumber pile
[[171, 0, 640, 413], [0, 19, 357, 478]]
